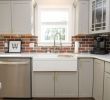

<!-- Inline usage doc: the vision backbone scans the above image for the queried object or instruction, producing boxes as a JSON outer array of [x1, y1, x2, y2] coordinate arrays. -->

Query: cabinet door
[[55, 72, 78, 97], [75, 0, 89, 34], [103, 73, 110, 100], [32, 72, 54, 97], [78, 58, 93, 97], [89, 0, 108, 34], [0, 1, 11, 33], [11, 1, 32, 34], [93, 59, 104, 100]]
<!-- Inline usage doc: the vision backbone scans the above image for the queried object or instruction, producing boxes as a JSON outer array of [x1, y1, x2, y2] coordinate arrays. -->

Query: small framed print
[[8, 40, 22, 53]]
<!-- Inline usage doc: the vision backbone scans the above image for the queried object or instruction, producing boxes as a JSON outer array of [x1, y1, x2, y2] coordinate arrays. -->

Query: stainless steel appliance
[[90, 36, 108, 54], [0, 58, 31, 98]]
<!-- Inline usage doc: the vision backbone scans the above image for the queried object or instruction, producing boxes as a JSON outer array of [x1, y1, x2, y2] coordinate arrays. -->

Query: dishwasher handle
[[0, 61, 29, 65]]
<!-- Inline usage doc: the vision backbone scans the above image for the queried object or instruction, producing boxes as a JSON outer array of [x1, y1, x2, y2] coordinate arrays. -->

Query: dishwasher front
[[0, 58, 31, 98]]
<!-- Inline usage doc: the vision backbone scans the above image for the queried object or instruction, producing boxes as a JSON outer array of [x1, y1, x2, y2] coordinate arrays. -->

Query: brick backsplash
[[0, 34, 37, 53], [72, 35, 94, 53], [0, 34, 110, 53]]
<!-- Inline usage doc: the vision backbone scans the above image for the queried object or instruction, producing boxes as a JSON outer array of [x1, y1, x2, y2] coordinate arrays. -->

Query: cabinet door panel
[[93, 59, 104, 100], [105, 62, 110, 73], [89, 0, 109, 33], [75, 0, 89, 35], [0, 1, 11, 33], [104, 73, 110, 100], [78, 1, 89, 34], [11, 1, 31, 33], [79, 58, 93, 97], [55, 72, 78, 97], [32, 72, 54, 97]]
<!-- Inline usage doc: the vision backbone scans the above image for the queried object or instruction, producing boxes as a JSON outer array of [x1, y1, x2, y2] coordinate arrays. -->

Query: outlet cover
[[29, 43, 34, 48], [4, 42, 8, 47]]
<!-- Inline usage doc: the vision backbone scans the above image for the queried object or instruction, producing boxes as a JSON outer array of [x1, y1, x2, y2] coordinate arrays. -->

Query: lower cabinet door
[[78, 58, 93, 97], [55, 72, 78, 97], [93, 59, 104, 100], [32, 72, 54, 97], [103, 73, 110, 100]]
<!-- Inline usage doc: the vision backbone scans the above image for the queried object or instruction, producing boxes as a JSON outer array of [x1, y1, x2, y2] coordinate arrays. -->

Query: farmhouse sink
[[33, 53, 77, 71], [57, 54, 73, 57], [34, 53, 75, 59]]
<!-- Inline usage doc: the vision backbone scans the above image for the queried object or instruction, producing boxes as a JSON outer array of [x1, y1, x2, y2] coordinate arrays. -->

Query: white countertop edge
[[0, 53, 110, 62]]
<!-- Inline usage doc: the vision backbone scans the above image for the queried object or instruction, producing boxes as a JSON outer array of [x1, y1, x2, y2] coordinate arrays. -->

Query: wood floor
[[0, 98, 94, 100], [32, 98, 94, 100]]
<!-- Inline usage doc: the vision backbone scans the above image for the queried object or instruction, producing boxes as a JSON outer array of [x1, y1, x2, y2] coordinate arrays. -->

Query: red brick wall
[[0, 34, 109, 53], [0, 34, 93, 53], [72, 35, 94, 53], [0, 34, 37, 53]]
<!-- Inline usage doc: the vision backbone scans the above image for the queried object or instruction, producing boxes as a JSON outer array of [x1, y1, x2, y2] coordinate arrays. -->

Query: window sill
[[38, 42, 72, 46]]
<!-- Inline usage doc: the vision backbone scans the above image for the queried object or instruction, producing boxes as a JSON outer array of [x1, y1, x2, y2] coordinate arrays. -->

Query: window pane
[[41, 25, 68, 42], [41, 9, 68, 23], [39, 8, 69, 43]]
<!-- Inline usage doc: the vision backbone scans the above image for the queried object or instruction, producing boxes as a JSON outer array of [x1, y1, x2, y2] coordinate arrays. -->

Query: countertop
[[75, 53, 110, 62], [0, 53, 110, 62]]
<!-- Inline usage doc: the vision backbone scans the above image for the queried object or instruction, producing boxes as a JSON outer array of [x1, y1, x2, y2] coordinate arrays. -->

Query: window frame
[[37, 5, 74, 46]]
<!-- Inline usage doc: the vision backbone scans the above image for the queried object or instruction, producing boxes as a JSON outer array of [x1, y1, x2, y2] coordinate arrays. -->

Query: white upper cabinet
[[11, 1, 32, 34], [74, 0, 89, 35], [89, 0, 110, 34], [0, 0, 32, 34], [0, 1, 11, 33]]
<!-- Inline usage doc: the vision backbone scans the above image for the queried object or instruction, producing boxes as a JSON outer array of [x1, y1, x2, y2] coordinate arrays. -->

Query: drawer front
[[33, 60, 77, 71], [105, 62, 110, 73]]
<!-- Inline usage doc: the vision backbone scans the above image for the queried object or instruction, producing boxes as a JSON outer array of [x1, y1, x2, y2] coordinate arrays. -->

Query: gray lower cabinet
[[103, 73, 110, 100], [32, 58, 110, 99], [78, 58, 93, 97], [55, 72, 78, 97], [93, 59, 104, 100], [103, 62, 110, 100], [32, 72, 54, 97], [32, 72, 78, 97]]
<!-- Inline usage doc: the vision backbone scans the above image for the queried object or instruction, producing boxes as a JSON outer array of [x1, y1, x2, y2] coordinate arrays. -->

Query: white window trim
[[36, 5, 74, 46]]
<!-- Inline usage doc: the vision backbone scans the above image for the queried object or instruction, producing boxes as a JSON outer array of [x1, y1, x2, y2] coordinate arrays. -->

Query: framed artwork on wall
[[8, 40, 22, 53]]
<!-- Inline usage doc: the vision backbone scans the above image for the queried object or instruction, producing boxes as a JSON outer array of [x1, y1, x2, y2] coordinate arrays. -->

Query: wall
[[0, 34, 110, 53], [0, 34, 93, 53], [72, 35, 94, 53], [35, 0, 73, 5]]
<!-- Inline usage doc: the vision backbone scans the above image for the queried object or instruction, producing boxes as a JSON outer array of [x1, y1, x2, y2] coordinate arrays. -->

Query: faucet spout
[[53, 33, 62, 53]]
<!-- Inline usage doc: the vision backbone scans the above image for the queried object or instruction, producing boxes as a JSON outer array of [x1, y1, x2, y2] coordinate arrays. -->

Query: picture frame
[[8, 40, 22, 53]]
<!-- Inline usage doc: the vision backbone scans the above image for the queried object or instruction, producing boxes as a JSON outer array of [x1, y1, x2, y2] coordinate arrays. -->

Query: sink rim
[[33, 53, 77, 60]]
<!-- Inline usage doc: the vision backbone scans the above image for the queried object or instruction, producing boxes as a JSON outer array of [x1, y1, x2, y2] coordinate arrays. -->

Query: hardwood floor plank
[[0, 98, 94, 100]]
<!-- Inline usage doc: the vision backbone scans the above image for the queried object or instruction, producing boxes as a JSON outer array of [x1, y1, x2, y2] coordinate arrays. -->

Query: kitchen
[[0, 0, 110, 100]]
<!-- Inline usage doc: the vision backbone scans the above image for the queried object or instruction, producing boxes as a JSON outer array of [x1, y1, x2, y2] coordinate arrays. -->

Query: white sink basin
[[33, 53, 77, 71], [57, 54, 73, 57], [33, 53, 77, 59], [36, 53, 57, 58]]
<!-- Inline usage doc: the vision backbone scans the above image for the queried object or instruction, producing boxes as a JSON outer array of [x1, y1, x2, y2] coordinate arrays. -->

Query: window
[[37, 6, 73, 46]]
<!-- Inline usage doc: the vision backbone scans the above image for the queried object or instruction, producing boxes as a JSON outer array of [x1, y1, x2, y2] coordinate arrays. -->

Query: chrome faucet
[[53, 33, 62, 53]]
